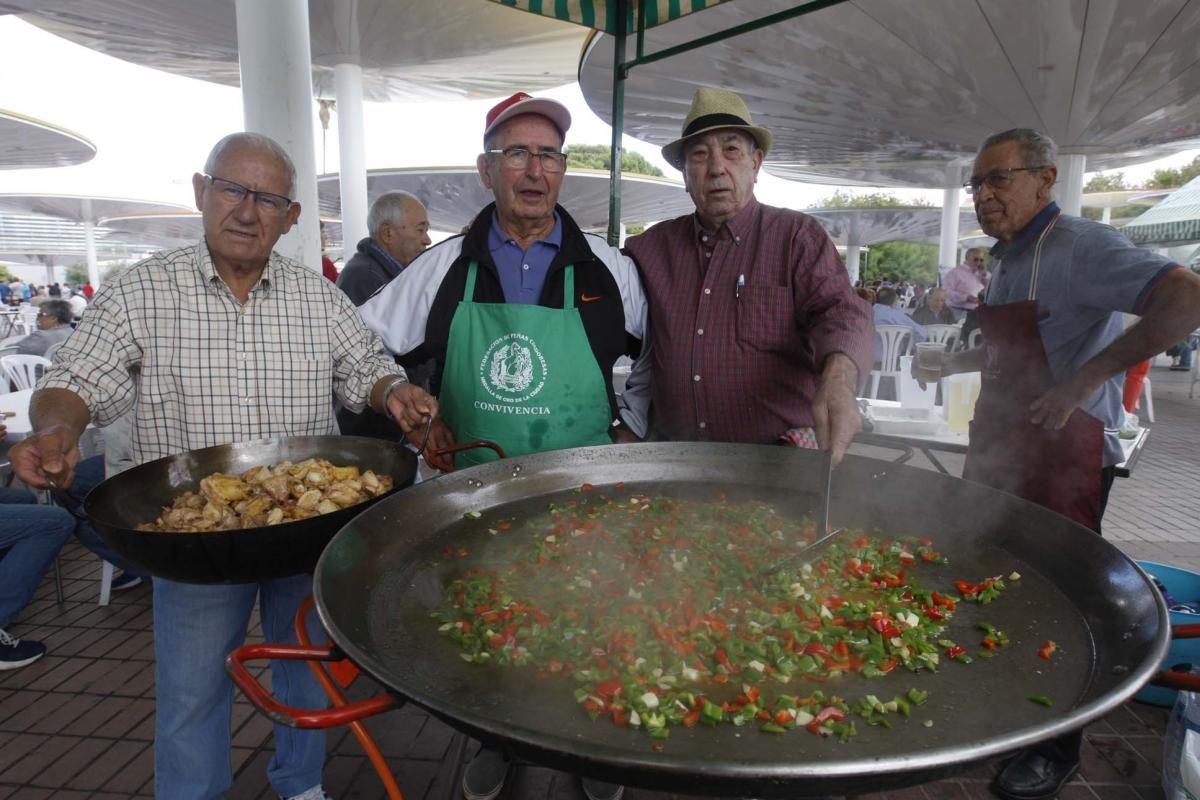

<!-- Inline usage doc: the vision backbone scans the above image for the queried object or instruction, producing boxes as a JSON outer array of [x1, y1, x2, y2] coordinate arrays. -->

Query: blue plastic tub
[[1136, 561, 1200, 707]]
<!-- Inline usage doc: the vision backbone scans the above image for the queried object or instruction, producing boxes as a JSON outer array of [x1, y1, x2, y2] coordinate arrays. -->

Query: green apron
[[440, 260, 612, 468]]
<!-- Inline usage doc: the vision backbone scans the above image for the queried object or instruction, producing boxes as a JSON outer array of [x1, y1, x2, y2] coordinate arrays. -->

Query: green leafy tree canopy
[[1147, 156, 1200, 190], [814, 190, 933, 209], [565, 144, 664, 177], [66, 263, 89, 286], [0, 266, 16, 283], [1084, 172, 1128, 192], [861, 241, 939, 285]]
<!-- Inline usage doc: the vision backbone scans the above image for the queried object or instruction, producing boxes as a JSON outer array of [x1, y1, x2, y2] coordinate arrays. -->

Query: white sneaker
[[283, 787, 331, 800]]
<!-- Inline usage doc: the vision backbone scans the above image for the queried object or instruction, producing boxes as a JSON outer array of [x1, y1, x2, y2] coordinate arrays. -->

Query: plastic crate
[[1136, 561, 1200, 707]]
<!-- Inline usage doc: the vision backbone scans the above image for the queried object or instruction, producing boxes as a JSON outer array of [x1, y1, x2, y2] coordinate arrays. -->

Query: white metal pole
[[334, 62, 368, 247], [234, 0, 321, 272], [846, 244, 861, 284], [938, 179, 962, 284], [1056, 154, 1086, 217], [82, 198, 100, 289], [1101, 207, 1112, 225]]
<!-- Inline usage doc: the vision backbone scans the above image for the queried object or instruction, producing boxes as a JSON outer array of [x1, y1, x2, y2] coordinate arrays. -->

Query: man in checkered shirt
[[10, 132, 437, 800]]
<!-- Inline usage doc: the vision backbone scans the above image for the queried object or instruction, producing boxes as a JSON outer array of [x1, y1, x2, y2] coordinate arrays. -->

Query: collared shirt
[[872, 303, 926, 362], [40, 240, 399, 466], [986, 203, 1179, 466], [487, 211, 562, 304], [943, 263, 991, 310], [623, 197, 874, 444]]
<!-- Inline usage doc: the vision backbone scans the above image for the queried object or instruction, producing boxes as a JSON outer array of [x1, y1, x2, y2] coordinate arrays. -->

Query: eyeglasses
[[203, 174, 294, 215], [965, 166, 1047, 195], [36, 312, 51, 318], [486, 147, 567, 173]]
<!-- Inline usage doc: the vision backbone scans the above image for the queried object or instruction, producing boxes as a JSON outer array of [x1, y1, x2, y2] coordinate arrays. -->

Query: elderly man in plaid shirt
[[10, 132, 437, 800], [620, 87, 873, 463]]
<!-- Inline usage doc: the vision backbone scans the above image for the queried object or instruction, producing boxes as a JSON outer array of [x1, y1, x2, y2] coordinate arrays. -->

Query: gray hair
[[979, 128, 1058, 168], [204, 132, 297, 197], [367, 191, 423, 239], [41, 299, 73, 325]]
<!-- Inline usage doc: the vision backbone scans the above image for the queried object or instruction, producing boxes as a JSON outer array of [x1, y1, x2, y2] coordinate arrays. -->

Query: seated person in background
[[855, 286, 876, 305], [0, 421, 74, 669], [16, 299, 74, 356], [911, 287, 957, 326], [872, 285, 926, 363], [907, 283, 927, 309]]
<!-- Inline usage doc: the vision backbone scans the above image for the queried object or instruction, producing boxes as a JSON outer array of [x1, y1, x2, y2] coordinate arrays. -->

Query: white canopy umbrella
[[100, 211, 346, 259], [314, 166, 693, 239], [0, 195, 191, 288], [0, 108, 95, 170], [8, 0, 587, 261], [575, 0, 1200, 268]]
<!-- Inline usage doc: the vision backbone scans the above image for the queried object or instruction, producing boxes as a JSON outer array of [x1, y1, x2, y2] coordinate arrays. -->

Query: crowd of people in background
[[2, 278, 93, 313]]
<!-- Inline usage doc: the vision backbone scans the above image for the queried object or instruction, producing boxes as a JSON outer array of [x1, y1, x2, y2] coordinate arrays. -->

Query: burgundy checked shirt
[[623, 198, 873, 444]]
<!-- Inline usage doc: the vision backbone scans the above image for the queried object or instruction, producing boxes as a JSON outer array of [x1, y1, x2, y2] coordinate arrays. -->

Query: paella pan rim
[[313, 442, 1169, 792]]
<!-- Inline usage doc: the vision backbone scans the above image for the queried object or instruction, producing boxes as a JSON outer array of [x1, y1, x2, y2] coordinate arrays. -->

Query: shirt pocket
[[259, 352, 334, 432], [736, 284, 796, 354]]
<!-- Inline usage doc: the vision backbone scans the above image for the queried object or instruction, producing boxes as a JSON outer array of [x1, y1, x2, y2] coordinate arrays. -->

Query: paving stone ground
[[1, 364, 1197, 799]]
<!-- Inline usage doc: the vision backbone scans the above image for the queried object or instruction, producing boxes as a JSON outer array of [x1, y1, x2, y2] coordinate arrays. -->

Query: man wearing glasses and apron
[[914, 128, 1200, 800], [359, 92, 646, 800]]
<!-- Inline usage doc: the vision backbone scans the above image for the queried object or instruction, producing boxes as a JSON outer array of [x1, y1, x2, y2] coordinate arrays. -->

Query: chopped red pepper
[[1038, 640, 1058, 660]]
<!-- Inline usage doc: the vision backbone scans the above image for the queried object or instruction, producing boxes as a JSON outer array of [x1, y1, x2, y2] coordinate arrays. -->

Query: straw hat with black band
[[661, 87, 773, 170]]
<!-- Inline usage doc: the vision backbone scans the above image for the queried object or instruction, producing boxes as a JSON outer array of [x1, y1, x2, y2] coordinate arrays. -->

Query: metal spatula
[[759, 449, 843, 580]]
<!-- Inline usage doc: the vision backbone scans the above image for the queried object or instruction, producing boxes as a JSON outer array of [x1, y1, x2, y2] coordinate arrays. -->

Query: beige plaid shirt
[[40, 241, 400, 465]]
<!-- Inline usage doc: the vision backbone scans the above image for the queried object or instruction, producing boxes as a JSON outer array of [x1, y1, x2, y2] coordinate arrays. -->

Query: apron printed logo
[[480, 333, 548, 403]]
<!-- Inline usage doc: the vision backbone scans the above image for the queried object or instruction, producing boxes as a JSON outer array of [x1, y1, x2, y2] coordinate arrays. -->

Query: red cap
[[483, 92, 571, 144]]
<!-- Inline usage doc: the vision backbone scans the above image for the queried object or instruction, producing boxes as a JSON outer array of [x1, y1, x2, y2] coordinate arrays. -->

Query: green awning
[[486, 0, 732, 34], [1123, 177, 1200, 247]]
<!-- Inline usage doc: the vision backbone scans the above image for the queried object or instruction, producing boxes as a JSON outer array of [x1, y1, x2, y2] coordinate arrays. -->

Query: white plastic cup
[[915, 341, 945, 371]]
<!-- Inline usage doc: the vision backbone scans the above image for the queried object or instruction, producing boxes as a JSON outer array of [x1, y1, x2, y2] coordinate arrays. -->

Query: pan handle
[[226, 643, 397, 728], [1151, 624, 1200, 693], [426, 440, 508, 473]]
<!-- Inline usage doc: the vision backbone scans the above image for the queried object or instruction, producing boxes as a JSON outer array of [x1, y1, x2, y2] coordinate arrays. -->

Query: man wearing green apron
[[359, 92, 647, 800]]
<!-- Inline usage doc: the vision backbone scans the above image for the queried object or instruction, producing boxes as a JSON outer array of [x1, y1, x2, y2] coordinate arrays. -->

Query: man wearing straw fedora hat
[[621, 87, 873, 464]]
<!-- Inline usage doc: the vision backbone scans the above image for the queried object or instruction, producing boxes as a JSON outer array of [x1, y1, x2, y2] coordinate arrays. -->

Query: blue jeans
[[0, 487, 74, 626], [153, 575, 327, 799], [54, 455, 145, 577]]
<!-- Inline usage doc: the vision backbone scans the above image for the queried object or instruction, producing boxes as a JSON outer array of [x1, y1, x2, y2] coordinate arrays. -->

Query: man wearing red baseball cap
[[359, 92, 645, 800]]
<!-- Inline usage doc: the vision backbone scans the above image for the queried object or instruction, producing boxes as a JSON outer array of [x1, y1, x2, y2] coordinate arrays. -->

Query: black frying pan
[[83, 435, 417, 584]]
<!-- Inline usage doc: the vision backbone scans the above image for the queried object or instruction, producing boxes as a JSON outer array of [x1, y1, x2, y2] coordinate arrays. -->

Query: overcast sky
[[2, 14, 1197, 228]]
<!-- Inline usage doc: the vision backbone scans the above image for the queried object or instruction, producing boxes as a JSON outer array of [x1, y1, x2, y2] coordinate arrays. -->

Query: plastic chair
[[923, 324, 960, 352], [42, 341, 64, 362], [967, 328, 984, 349], [1138, 378, 1155, 423], [869, 325, 914, 399], [0, 354, 50, 390]]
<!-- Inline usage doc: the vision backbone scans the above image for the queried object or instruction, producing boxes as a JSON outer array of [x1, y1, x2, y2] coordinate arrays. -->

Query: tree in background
[[66, 263, 88, 286], [862, 241, 940, 284], [1147, 156, 1200, 189], [814, 190, 933, 209], [811, 192, 938, 284], [0, 266, 16, 283], [1083, 172, 1128, 192], [565, 144, 664, 177]]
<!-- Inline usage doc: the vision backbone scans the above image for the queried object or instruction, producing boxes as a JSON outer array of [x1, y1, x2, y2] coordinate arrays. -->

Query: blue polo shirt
[[986, 202, 1179, 466], [487, 211, 563, 305]]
